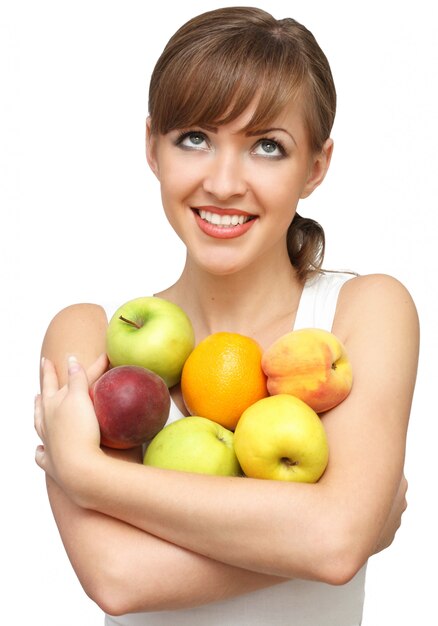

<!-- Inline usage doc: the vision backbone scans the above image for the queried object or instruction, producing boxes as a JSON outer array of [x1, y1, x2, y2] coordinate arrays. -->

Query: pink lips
[[193, 206, 257, 240]]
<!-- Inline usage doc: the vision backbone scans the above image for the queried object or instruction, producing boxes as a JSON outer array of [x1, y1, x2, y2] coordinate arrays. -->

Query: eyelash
[[174, 130, 288, 158], [175, 130, 207, 149], [257, 137, 287, 157]]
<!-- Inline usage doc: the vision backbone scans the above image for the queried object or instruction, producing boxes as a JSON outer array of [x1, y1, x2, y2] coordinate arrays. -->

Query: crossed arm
[[35, 274, 417, 616], [39, 305, 288, 615]]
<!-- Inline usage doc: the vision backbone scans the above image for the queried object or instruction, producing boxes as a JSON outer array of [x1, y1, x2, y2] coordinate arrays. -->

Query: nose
[[202, 149, 248, 200]]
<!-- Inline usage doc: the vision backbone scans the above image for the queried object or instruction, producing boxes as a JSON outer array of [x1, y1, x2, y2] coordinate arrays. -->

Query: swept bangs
[[148, 22, 319, 146]]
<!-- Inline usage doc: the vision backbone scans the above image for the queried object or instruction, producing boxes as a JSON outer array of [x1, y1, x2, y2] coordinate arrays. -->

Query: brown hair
[[148, 7, 336, 281]]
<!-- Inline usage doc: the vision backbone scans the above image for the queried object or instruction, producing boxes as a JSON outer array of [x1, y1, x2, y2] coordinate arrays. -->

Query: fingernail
[[68, 355, 81, 374], [41, 356, 46, 368]]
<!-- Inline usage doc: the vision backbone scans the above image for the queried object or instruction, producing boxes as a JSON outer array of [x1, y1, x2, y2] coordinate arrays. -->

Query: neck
[[157, 247, 304, 348]]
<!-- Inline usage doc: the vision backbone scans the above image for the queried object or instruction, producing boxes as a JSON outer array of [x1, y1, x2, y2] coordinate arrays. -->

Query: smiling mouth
[[195, 209, 256, 228]]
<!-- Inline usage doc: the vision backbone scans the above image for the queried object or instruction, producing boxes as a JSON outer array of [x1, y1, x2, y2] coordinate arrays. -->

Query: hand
[[374, 474, 408, 554], [34, 354, 108, 491]]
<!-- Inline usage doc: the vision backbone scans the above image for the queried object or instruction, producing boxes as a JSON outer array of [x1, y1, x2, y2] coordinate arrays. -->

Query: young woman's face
[[146, 101, 332, 276]]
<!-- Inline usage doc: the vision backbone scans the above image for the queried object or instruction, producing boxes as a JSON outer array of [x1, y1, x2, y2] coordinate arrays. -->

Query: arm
[[46, 477, 285, 616], [38, 303, 285, 616], [374, 473, 408, 554], [37, 274, 419, 586]]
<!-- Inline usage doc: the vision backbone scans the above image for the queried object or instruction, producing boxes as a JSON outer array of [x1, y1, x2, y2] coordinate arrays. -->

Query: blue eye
[[176, 131, 208, 150], [254, 139, 285, 157]]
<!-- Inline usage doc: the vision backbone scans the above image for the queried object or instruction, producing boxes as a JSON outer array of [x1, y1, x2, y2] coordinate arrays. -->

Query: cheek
[[158, 168, 197, 235], [256, 170, 302, 219], [159, 162, 198, 204]]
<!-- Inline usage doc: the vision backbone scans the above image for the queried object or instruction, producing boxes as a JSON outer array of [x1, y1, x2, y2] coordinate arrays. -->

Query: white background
[[1, 1, 437, 624]]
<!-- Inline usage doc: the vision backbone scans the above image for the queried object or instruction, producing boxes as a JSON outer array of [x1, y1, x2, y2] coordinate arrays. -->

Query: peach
[[261, 328, 353, 413]]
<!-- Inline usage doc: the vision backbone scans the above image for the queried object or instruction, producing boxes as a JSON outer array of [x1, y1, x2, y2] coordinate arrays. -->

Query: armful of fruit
[[36, 277, 418, 591], [92, 320, 408, 561]]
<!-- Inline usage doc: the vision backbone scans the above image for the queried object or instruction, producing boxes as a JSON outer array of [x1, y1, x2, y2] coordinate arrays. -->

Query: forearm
[[73, 452, 375, 585], [70, 376, 409, 586], [42, 368, 406, 586], [46, 476, 285, 616]]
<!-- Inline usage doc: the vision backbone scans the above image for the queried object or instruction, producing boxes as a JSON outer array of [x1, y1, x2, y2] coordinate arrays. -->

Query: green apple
[[234, 394, 329, 482], [106, 296, 195, 388], [143, 416, 242, 476]]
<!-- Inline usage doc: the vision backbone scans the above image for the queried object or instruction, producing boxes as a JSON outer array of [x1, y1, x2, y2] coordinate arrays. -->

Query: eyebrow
[[199, 124, 297, 146], [246, 127, 297, 146]]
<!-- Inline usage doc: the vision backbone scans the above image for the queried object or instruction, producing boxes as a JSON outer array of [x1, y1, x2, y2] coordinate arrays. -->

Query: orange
[[181, 332, 268, 430]]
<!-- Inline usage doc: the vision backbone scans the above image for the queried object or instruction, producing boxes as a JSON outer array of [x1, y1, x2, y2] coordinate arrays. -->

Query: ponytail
[[287, 213, 325, 281]]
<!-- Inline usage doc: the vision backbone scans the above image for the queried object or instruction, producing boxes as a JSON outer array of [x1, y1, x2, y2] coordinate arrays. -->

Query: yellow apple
[[233, 394, 329, 482], [261, 328, 353, 413]]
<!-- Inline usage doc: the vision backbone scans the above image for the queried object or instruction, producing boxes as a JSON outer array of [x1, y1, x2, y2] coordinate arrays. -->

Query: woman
[[34, 7, 418, 625]]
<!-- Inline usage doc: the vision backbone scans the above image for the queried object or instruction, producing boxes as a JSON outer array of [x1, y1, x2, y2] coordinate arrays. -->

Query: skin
[[35, 100, 417, 616]]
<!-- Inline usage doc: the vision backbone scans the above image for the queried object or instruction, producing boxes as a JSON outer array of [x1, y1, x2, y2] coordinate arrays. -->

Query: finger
[[34, 394, 43, 440], [67, 355, 92, 395], [41, 357, 60, 397], [35, 444, 45, 469], [86, 353, 109, 386]]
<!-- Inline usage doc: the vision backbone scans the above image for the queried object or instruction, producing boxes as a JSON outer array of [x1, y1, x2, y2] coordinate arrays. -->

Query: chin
[[185, 242, 244, 274], [198, 252, 252, 276]]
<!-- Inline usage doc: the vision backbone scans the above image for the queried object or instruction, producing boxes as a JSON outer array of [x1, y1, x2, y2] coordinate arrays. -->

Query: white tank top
[[104, 271, 366, 626]]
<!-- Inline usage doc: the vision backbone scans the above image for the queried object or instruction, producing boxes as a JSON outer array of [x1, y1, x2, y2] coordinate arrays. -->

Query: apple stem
[[119, 315, 142, 329]]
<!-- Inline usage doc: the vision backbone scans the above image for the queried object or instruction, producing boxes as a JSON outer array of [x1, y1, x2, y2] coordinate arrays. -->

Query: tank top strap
[[293, 271, 356, 332]]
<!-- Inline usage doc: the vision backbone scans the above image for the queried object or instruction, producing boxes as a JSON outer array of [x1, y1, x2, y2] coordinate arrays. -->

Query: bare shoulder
[[340, 272, 417, 304], [41, 303, 108, 384], [334, 273, 419, 341], [44, 303, 108, 340]]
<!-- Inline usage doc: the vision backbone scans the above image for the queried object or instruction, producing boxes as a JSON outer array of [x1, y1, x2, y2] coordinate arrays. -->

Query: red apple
[[91, 365, 171, 449]]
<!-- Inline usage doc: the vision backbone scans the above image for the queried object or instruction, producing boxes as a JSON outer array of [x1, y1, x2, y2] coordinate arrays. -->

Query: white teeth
[[198, 210, 252, 227]]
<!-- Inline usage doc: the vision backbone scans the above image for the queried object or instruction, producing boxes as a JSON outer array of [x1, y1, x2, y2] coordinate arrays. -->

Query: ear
[[300, 138, 334, 199], [145, 116, 160, 179]]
